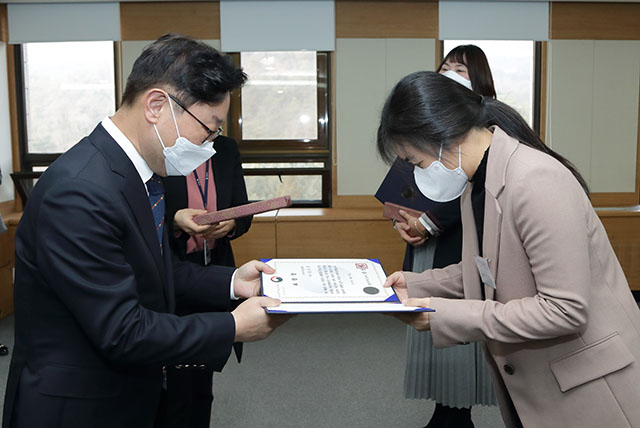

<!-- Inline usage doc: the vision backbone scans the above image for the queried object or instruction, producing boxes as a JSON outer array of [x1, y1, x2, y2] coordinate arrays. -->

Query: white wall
[[336, 38, 436, 196], [7, 2, 120, 44], [0, 42, 14, 203], [546, 40, 640, 193]]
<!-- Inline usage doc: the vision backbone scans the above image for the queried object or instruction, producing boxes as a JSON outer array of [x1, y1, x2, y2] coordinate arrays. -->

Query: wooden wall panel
[[276, 219, 406, 273], [591, 193, 640, 207], [0, 223, 16, 320], [335, 1, 437, 38], [0, 201, 13, 221], [599, 214, 640, 291], [332, 195, 381, 209], [0, 226, 12, 268], [231, 220, 277, 266], [0, 265, 13, 320], [551, 2, 640, 40], [0, 4, 8, 43], [120, 2, 220, 41]]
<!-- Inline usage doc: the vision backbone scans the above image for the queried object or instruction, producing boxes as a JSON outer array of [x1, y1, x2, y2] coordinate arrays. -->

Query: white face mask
[[153, 98, 216, 176], [441, 69, 473, 90], [413, 145, 469, 202]]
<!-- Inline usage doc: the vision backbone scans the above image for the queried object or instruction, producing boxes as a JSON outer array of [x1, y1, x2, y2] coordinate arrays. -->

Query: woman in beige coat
[[379, 71, 640, 428]]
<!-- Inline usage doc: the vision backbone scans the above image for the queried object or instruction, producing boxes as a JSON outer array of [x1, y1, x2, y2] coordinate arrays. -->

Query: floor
[[0, 313, 505, 427]]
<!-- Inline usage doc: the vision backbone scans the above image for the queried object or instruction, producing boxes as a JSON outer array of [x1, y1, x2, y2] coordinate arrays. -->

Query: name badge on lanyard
[[474, 255, 496, 289], [203, 242, 211, 266], [194, 159, 212, 266]]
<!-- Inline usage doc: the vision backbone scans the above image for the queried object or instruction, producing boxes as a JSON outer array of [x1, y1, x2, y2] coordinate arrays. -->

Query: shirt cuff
[[419, 214, 440, 236], [230, 270, 239, 300]]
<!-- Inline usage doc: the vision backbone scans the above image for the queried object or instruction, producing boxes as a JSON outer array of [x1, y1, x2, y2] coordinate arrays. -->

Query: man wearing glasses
[[3, 34, 287, 428]]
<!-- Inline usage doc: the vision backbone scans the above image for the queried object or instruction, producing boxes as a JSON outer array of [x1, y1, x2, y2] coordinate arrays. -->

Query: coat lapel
[[482, 198, 501, 301], [460, 185, 484, 300], [121, 181, 168, 288], [482, 127, 519, 301], [90, 124, 169, 306]]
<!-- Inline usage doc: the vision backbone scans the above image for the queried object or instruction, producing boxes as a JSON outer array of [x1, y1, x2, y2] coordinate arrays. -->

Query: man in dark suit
[[3, 34, 285, 428]]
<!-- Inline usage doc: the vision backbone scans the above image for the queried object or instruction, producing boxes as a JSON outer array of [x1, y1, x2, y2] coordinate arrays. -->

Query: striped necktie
[[146, 174, 165, 248]]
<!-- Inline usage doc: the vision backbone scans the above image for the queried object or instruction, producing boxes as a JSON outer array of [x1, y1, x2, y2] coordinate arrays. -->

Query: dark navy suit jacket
[[3, 124, 237, 428]]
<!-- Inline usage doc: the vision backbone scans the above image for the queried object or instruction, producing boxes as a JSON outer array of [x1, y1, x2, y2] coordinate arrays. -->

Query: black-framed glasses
[[168, 94, 223, 144]]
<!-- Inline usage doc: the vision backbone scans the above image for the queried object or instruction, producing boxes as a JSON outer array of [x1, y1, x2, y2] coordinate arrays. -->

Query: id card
[[474, 255, 496, 289], [203, 240, 212, 266]]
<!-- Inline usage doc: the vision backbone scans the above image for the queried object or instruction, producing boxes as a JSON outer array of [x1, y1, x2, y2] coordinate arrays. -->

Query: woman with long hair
[[380, 71, 639, 428], [394, 45, 497, 428]]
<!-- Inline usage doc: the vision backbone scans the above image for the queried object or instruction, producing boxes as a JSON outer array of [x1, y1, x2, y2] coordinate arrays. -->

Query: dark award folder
[[375, 158, 440, 214]]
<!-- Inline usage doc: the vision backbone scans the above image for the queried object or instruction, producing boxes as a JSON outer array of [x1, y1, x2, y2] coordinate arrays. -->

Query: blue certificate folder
[[260, 258, 435, 314], [375, 158, 439, 213]]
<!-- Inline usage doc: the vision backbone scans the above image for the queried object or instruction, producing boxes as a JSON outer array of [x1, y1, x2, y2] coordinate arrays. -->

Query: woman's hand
[[202, 219, 237, 240], [394, 210, 428, 247], [174, 208, 210, 235], [384, 271, 409, 302], [393, 297, 432, 331], [383, 274, 432, 331]]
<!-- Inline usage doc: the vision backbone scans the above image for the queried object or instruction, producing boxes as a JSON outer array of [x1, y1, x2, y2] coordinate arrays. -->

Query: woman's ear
[[143, 89, 168, 125]]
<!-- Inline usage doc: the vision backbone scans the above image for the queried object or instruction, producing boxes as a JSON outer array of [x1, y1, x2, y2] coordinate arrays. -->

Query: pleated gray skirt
[[403, 239, 497, 408]]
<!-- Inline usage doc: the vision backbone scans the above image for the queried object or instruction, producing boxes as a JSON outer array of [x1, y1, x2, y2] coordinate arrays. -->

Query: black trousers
[[155, 366, 214, 428]]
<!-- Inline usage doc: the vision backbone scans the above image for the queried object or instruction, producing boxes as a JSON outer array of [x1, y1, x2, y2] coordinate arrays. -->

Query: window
[[16, 41, 117, 171], [229, 51, 330, 207], [443, 40, 541, 132]]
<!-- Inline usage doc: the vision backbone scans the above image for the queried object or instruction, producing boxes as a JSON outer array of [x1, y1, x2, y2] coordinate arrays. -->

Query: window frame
[[228, 51, 332, 207], [15, 42, 119, 172]]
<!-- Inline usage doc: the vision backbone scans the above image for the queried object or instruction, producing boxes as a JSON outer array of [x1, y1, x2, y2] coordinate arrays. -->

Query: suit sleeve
[[226, 138, 252, 239], [172, 253, 235, 313], [404, 262, 465, 299], [162, 176, 190, 259], [429, 160, 591, 347], [37, 177, 235, 369]]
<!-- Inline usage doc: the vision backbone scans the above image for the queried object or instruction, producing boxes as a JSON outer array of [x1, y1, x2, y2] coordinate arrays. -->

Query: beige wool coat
[[405, 127, 640, 428]]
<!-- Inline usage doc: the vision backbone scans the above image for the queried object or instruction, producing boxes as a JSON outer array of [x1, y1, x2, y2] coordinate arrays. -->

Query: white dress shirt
[[100, 117, 238, 300]]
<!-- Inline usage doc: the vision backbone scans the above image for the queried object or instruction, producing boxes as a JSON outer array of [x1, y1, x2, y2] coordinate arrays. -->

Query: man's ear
[[143, 89, 168, 125]]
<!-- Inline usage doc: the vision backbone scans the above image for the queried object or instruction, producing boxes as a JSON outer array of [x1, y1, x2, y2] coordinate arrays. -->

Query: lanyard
[[193, 159, 209, 210]]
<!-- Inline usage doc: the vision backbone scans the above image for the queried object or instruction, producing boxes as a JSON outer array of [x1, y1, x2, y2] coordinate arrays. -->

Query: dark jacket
[[3, 124, 236, 428], [162, 135, 251, 269]]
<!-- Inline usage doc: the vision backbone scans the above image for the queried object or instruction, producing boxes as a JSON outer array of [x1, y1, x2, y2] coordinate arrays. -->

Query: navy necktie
[[146, 174, 165, 248]]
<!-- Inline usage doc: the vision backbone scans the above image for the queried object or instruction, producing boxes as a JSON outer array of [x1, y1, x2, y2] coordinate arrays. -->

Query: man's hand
[[384, 271, 409, 302], [174, 208, 209, 235], [202, 220, 236, 240], [392, 298, 432, 331], [232, 297, 291, 342], [233, 260, 275, 299]]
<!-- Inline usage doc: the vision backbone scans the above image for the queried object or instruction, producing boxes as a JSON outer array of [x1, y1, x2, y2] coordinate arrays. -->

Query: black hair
[[437, 44, 496, 99], [377, 71, 589, 195], [121, 33, 247, 107]]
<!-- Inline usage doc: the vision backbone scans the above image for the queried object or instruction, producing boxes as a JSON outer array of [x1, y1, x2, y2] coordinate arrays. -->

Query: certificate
[[261, 258, 434, 314]]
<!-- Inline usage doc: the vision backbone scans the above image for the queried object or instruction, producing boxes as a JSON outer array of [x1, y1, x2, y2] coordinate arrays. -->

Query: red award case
[[193, 195, 292, 225]]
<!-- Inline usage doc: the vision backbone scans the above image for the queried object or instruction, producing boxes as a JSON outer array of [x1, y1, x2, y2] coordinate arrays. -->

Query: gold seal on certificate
[[261, 258, 435, 314]]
